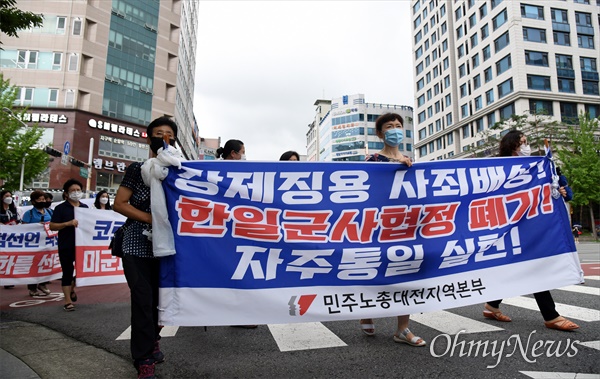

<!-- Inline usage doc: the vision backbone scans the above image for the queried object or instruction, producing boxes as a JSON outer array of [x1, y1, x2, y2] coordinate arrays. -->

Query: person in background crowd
[[1, 190, 20, 289], [94, 190, 113, 210], [556, 167, 573, 202], [483, 129, 579, 331], [114, 117, 177, 379], [359, 113, 425, 347], [279, 151, 300, 161], [49, 179, 88, 312], [22, 190, 53, 296], [1, 190, 20, 225], [44, 192, 54, 209], [572, 225, 581, 244], [215, 139, 245, 160]]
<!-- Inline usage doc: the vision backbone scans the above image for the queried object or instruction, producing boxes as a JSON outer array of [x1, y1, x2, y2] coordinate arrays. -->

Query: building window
[[52, 52, 62, 70], [457, 25, 464, 39], [15, 87, 34, 106], [418, 111, 426, 123], [580, 57, 597, 72], [435, 119, 442, 131], [521, 4, 544, 20], [469, 13, 477, 28], [556, 54, 573, 69], [482, 45, 491, 61], [523, 27, 546, 43], [480, 4, 487, 18], [56, 16, 66, 34], [455, 7, 463, 21], [447, 132, 454, 145], [462, 125, 470, 138], [419, 146, 427, 157], [470, 33, 479, 48], [428, 123, 434, 135], [426, 72, 431, 84], [498, 78, 514, 98], [413, 1, 420, 14], [418, 128, 427, 140], [435, 100, 441, 112], [460, 84, 467, 98], [578, 35, 594, 49], [425, 56, 431, 68], [444, 75, 450, 89], [491, 0, 503, 10], [417, 78, 424, 90], [48, 88, 59, 107], [416, 62, 423, 75], [417, 95, 425, 107], [492, 9, 508, 30], [473, 74, 481, 89], [428, 106, 433, 118], [440, 3, 446, 16], [553, 31, 570, 46], [476, 118, 484, 132], [414, 15, 421, 29], [441, 22, 447, 35], [481, 24, 489, 40], [496, 54, 511, 75], [433, 66, 439, 78], [17, 50, 38, 69], [575, 12, 592, 27], [442, 39, 448, 51], [551, 8, 568, 24], [582, 81, 599, 95], [573, 0, 589, 3], [446, 113, 453, 126], [494, 32, 510, 52], [529, 99, 553, 115], [415, 46, 423, 59], [560, 102, 578, 124], [415, 31, 422, 44], [443, 57, 449, 70], [68, 53, 78, 71], [557, 78, 575, 93], [461, 104, 469, 118], [472, 53, 480, 68], [475, 96, 482, 111], [525, 50, 548, 66], [484, 67, 493, 82], [459, 64, 466, 78], [65, 90, 75, 108], [458, 44, 464, 58], [499, 103, 515, 120], [527, 75, 551, 91], [585, 104, 599, 119], [445, 94, 451, 107], [72, 18, 82, 36], [486, 89, 494, 105]]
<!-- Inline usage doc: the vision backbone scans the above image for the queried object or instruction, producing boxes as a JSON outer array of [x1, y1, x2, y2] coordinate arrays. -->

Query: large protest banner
[[158, 155, 581, 326], [0, 223, 62, 285], [74, 208, 126, 286]]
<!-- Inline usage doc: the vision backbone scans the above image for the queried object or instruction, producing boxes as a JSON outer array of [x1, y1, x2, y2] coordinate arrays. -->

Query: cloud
[[194, 1, 413, 160]]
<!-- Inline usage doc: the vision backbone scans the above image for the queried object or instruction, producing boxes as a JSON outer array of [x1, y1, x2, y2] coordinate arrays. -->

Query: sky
[[194, 1, 414, 161]]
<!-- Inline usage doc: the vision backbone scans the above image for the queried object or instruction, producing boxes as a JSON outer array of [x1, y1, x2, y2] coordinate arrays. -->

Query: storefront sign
[[88, 118, 147, 139], [93, 158, 127, 173], [20, 113, 68, 123]]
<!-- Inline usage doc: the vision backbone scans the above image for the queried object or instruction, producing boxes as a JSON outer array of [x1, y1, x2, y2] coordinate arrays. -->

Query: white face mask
[[69, 191, 83, 201], [240, 154, 247, 161], [99, 197, 109, 205], [3, 197, 12, 205], [518, 144, 531, 156]]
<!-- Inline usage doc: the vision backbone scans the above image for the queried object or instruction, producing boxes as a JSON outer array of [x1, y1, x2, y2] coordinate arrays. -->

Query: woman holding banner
[[358, 113, 426, 347], [216, 139, 245, 160], [22, 190, 53, 297], [49, 179, 88, 311], [483, 130, 579, 331], [113, 116, 177, 379]]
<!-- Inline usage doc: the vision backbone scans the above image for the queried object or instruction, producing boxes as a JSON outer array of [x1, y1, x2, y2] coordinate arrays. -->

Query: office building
[[411, 0, 599, 161], [307, 94, 414, 162], [1, 0, 198, 193]]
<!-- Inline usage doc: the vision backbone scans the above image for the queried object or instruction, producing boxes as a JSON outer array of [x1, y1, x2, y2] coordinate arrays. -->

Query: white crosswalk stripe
[[410, 311, 504, 335], [583, 275, 600, 280], [520, 371, 599, 378], [577, 340, 600, 351], [268, 322, 347, 352], [116, 325, 179, 340], [501, 297, 600, 322], [557, 285, 600, 296]]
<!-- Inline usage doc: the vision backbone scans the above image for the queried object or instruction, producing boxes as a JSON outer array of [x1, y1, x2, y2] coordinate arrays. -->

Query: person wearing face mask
[[0, 190, 20, 225], [279, 150, 300, 161], [44, 192, 54, 209], [22, 190, 54, 296], [358, 113, 425, 347], [49, 179, 88, 311], [482, 129, 578, 331], [113, 117, 178, 378], [215, 139, 245, 160], [94, 190, 113, 210]]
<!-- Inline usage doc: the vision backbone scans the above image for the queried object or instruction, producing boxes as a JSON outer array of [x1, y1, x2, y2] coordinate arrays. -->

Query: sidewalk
[[0, 321, 133, 379]]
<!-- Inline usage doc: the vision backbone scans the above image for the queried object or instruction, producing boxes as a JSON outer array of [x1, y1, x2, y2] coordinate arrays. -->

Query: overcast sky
[[194, 1, 414, 161]]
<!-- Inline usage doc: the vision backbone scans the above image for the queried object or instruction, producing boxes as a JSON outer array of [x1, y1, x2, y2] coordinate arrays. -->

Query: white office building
[[411, 0, 599, 161], [307, 94, 415, 162]]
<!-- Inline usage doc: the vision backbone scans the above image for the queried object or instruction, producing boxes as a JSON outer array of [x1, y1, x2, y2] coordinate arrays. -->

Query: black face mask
[[45, 201, 53, 208], [33, 201, 46, 210], [149, 137, 176, 155]]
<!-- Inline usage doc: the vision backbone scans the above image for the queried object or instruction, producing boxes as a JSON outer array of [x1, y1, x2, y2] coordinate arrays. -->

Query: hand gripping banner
[[154, 155, 581, 326]]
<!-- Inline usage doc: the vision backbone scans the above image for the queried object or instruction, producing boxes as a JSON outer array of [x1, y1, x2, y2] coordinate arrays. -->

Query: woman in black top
[[113, 116, 177, 378], [94, 190, 113, 210], [0, 190, 20, 225]]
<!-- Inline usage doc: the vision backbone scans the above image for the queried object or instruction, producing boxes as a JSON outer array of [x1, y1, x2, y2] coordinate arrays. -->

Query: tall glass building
[[410, 0, 599, 161], [1, 0, 198, 193]]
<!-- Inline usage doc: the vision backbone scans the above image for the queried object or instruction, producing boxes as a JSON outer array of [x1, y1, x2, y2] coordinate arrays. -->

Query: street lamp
[[2, 108, 28, 192]]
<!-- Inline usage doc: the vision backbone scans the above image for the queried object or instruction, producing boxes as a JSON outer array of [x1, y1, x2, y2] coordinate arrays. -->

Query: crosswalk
[[116, 276, 600, 352]]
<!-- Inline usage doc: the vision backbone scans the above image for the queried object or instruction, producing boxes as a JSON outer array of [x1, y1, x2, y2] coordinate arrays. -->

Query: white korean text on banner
[[0, 223, 62, 285], [74, 208, 126, 286], [158, 155, 581, 326]]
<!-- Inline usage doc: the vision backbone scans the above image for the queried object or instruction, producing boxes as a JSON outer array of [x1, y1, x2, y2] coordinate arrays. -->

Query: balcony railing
[[557, 68, 575, 78], [552, 22, 571, 32], [582, 71, 599, 81]]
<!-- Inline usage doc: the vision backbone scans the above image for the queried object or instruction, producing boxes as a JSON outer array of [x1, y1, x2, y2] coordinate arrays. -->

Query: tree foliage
[[0, 74, 49, 191], [555, 114, 600, 239], [0, 0, 43, 48]]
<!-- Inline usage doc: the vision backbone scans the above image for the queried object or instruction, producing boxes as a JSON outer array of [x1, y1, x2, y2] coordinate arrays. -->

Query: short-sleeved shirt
[[365, 153, 403, 163], [51, 201, 88, 251], [120, 162, 154, 258], [0, 208, 20, 225], [22, 207, 53, 224]]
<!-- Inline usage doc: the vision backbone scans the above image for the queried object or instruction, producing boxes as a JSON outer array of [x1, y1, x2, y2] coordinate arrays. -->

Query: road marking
[[268, 322, 347, 352], [584, 275, 600, 280], [557, 285, 600, 296], [502, 297, 600, 322], [520, 371, 598, 378], [411, 311, 504, 335], [577, 341, 600, 351], [116, 325, 179, 340]]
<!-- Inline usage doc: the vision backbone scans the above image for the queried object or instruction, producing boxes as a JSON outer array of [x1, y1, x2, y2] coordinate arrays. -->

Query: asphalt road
[[1, 245, 599, 378]]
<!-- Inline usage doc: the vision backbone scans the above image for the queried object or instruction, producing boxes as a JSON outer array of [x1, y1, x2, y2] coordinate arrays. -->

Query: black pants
[[123, 254, 161, 363], [58, 248, 76, 286], [487, 290, 559, 321]]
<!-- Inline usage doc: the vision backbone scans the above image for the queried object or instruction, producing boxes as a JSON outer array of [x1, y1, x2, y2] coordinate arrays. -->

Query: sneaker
[[29, 290, 41, 297], [37, 284, 51, 295], [153, 341, 165, 363], [135, 359, 156, 379]]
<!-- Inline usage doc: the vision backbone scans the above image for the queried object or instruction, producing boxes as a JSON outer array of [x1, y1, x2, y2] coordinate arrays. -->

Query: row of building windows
[[14, 87, 74, 108], [1, 50, 79, 71]]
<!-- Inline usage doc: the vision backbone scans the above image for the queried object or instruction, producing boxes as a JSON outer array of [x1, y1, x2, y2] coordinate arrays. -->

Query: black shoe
[[153, 340, 165, 363]]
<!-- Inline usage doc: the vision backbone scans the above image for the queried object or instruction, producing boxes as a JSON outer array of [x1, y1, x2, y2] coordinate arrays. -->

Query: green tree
[[556, 114, 600, 241], [0, 0, 43, 48], [0, 74, 49, 191]]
